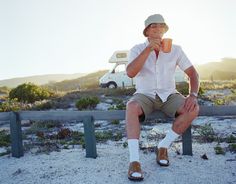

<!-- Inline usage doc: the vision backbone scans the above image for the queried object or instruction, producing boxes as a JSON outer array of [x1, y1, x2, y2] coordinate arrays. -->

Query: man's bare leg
[[126, 100, 143, 178], [158, 105, 199, 164]]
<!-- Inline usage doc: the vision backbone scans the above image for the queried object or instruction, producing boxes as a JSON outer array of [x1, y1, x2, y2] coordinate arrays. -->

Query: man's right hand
[[148, 38, 162, 51]]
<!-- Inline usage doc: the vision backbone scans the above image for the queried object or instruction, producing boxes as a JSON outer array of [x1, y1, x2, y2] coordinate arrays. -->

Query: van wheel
[[107, 82, 117, 89]]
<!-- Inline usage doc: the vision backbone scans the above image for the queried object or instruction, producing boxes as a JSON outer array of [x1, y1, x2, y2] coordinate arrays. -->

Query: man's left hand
[[184, 95, 198, 112]]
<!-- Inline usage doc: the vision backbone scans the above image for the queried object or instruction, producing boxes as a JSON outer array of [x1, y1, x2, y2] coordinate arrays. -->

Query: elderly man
[[126, 14, 199, 181]]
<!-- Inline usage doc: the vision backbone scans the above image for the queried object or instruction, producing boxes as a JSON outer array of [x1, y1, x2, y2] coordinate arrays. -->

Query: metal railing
[[0, 105, 236, 158]]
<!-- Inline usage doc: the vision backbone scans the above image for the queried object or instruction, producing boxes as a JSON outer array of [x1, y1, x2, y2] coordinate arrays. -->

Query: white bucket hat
[[143, 14, 169, 37]]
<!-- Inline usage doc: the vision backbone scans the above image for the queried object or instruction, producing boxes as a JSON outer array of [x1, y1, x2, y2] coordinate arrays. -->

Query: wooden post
[[182, 126, 192, 155], [10, 112, 24, 158], [83, 116, 97, 158]]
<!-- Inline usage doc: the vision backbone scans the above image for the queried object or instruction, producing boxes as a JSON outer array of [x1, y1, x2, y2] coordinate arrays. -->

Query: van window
[[114, 64, 126, 73]]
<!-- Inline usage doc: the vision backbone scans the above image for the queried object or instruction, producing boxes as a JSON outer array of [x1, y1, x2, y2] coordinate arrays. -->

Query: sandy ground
[[0, 140, 236, 184]]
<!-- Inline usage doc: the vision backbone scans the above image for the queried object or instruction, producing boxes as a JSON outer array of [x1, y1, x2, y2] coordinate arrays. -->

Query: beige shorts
[[129, 93, 185, 122]]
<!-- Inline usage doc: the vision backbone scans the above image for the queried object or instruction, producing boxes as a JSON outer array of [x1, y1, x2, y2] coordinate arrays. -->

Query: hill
[[196, 58, 236, 80], [0, 73, 86, 88], [44, 70, 108, 91]]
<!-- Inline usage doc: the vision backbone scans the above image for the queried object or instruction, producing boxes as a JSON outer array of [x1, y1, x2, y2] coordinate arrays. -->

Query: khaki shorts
[[129, 93, 185, 122]]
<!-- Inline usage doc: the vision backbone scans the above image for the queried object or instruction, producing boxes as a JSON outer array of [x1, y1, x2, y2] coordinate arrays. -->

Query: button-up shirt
[[128, 40, 192, 102]]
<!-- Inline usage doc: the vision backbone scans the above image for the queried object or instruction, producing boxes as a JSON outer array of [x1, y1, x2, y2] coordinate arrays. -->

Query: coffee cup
[[161, 38, 172, 53]]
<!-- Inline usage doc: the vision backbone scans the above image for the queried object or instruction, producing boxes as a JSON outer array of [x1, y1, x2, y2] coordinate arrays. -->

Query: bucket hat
[[143, 14, 169, 37]]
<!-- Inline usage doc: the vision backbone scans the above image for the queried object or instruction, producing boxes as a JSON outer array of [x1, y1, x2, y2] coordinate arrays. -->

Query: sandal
[[156, 147, 169, 166], [128, 161, 144, 181]]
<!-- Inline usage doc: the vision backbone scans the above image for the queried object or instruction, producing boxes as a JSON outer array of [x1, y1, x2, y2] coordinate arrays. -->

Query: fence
[[0, 105, 236, 159]]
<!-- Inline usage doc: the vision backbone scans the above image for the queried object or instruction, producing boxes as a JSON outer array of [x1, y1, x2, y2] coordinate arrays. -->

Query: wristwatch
[[190, 92, 198, 98]]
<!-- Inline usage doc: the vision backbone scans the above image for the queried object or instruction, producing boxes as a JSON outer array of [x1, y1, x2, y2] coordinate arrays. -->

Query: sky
[[0, 0, 235, 80]]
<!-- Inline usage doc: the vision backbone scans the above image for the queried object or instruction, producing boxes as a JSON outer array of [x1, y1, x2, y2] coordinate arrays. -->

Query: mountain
[[196, 58, 236, 80], [44, 70, 108, 91], [0, 73, 86, 88]]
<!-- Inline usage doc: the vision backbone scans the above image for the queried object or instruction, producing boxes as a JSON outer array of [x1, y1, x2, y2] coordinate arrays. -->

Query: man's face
[[145, 23, 167, 39]]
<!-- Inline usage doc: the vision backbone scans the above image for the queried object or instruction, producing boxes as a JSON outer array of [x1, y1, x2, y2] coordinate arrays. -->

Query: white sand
[[0, 141, 235, 184]]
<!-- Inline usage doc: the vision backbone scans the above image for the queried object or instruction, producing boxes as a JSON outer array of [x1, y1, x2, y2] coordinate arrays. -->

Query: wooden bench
[[0, 105, 236, 158]]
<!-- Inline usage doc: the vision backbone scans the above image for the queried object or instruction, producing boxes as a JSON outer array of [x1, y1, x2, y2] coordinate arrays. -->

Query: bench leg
[[10, 112, 24, 158], [83, 116, 97, 158], [182, 126, 193, 156]]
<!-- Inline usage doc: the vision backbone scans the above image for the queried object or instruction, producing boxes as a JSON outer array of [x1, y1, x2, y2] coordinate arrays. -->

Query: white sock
[[158, 129, 180, 149], [128, 139, 141, 178], [128, 139, 140, 162], [158, 129, 179, 165]]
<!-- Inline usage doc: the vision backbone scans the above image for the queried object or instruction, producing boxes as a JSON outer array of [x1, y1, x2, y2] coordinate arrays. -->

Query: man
[[126, 14, 199, 181]]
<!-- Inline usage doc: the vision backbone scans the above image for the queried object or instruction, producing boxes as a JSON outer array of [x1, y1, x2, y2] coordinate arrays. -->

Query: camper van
[[99, 50, 187, 88], [99, 50, 134, 88]]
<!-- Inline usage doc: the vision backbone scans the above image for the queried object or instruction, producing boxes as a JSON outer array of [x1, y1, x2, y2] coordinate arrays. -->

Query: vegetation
[[75, 96, 100, 110], [9, 83, 53, 103], [0, 99, 30, 112], [228, 144, 236, 153], [108, 99, 126, 110], [0, 130, 11, 147], [0, 86, 10, 95], [95, 131, 123, 142], [214, 145, 225, 155], [196, 123, 216, 142]]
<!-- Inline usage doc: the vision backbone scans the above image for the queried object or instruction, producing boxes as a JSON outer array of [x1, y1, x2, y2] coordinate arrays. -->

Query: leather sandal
[[156, 147, 169, 166], [128, 161, 144, 181]]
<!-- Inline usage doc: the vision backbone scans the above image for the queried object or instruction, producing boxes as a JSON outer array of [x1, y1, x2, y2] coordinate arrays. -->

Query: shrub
[[176, 82, 204, 96], [111, 120, 120, 125], [9, 83, 53, 103], [226, 135, 236, 143], [0, 99, 28, 112], [176, 82, 189, 96], [0, 130, 11, 147], [214, 145, 225, 155], [196, 123, 216, 142], [214, 98, 225, 105], [33, 101, 53, 110], [75, 96, 99, 110], [228, 144, 236, 153]]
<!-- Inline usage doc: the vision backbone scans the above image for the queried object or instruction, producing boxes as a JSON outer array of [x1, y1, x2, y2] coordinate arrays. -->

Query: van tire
[[107, 82, 117, 89]]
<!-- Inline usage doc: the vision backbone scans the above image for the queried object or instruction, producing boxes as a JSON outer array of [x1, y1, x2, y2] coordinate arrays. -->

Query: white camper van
[[99, 50, 134, 88], [99, 50, 187, 88]]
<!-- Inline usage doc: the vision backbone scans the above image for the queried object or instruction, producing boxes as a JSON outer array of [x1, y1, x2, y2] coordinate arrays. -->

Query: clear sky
[[0, 0, 235, 80]]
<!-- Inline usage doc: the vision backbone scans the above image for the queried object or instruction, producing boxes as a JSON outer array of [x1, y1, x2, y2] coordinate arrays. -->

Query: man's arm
[[184, 66, 199, 95], [183, 66, 199, 112], [126, 47, 152, 78], [126, 38, 162, 78]]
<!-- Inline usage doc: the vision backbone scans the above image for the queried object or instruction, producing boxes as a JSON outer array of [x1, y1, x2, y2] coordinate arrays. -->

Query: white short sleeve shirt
[[128, 40, 192, 102]]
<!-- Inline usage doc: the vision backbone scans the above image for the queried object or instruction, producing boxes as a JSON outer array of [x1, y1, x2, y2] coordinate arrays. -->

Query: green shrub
[[228, 144, 236, 153], [214, 145, 225, 155], [214, 98, 225, 105], [176, 82, 189, 96], [111, 120, 120, 125], [226, 135, 236, 143], [75, 96, 99, 110], [0, 99, 28, 112], [196, 123, 216, 142], [176, 82, 204, 96], [0, 130, 11, 147], [34, 101, 53, 110], [9, 83, 53, 103]]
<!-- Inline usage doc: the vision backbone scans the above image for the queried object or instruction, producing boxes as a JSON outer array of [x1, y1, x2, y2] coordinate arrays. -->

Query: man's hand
[[148, 38, 162, 51], [184, 95, 198, 112]]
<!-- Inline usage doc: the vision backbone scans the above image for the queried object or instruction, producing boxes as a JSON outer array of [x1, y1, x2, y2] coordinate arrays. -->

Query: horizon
[[0, 0, 236, 80], [1, 58, 235, 81]]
